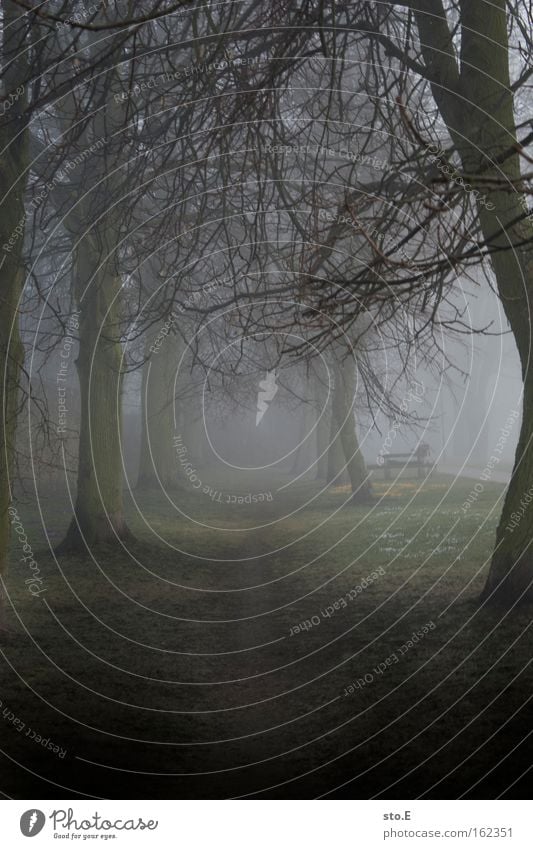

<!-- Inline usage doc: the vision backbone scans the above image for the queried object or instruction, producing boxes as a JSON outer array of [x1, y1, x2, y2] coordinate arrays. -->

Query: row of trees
[[1, 0, 532, 632]]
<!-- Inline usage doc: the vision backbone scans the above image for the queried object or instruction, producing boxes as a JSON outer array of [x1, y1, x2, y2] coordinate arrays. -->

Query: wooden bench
[[370, 443, 434, 480]]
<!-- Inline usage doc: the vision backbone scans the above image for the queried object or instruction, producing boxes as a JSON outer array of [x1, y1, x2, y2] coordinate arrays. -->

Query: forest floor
[[1, 471, 532, 799]]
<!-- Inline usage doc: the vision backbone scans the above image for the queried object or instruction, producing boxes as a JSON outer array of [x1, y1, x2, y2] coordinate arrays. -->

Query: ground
[[1, 472, 531, 799]]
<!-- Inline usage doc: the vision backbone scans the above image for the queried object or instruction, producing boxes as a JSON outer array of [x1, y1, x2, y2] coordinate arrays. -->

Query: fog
[[2, 0, 533, 806]]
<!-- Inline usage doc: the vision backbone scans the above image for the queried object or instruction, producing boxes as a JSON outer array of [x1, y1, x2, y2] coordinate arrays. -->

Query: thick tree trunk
[[0, 256, 25, 629], [58, 240, 131, 551], [53, 36, 132, 552], [474, 197, 533, 604], [290, 377, 314, 476], [331, 356, 372, 503], [482, 386, 532, 605], [412, 0, 533, 603], [314, 373, 330, 480], [326, 408, 346, 485], [137, 326, 182, 490], [466, 332, 498, 467], [181, 387, 207, 469], [0, 1, 30, 629]]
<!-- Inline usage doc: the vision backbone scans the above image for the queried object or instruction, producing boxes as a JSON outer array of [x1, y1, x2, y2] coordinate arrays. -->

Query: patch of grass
[[1, 473, 531, 799]]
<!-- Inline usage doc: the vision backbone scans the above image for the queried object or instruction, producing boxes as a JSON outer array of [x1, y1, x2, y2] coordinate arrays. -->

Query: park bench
[[372, 442, 434, 480]]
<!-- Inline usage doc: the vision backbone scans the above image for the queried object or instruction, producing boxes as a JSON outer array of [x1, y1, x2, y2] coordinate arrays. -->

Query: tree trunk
[[411, 0, 533, 602], [0, 0, 30, 629], [331, 356, 372, 503], [181, 385, 207, 469], [0, 255, 25, 629], [290, 377, 314, 476], [137, 325, 182, 490], [58, 239, 131, 551], [52, 35, 133, 552], [466, 330, 498, 467], [314, 373, 330, 480], [326, 407, 346, 485], [483, 390, 532, 605]]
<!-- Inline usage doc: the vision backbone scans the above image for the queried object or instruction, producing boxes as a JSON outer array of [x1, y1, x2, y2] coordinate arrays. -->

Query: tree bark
[[411, 0, 533, 603], [0, 251, 25, 629], [181, 384, 207, 469], [331, 355, 372, 502], [314, 372, 330, 480], [58, 239, 131, 551], [326, 406, 347, 485], [290, 376, 314, 476], [137, 325, 183, 490], [0, 1, 30, 628], [54, 42, 134, 552]]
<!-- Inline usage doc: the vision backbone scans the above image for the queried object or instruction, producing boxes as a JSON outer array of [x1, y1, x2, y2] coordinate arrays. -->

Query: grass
[[1, 471, 532, 799]]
